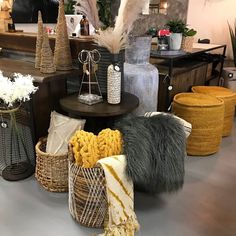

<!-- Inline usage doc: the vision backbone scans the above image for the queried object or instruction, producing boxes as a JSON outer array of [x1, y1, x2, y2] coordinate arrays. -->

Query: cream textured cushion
[[46, 111, 86, 154], [144, 111, 192, 137]]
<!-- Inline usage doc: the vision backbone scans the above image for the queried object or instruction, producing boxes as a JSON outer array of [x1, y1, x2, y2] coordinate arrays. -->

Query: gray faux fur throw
[[114, 113, 186, 194]]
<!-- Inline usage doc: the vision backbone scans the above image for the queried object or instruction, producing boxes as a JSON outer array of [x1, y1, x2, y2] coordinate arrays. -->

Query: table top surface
[[60, 92, 139, 117], [150, 43, 226, 60], [0, 57, 80, 83]]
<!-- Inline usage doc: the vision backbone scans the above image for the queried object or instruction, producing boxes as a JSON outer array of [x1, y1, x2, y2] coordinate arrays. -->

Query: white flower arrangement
[[0, 71, 38, 108]]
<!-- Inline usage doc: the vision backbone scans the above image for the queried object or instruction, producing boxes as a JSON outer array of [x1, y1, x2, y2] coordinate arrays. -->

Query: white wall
[[187, 0, 236, 59]]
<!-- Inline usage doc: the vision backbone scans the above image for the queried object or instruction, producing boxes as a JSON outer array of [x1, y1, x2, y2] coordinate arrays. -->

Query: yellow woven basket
[[192, 86, 236, 136], [172, 93, 224, 156], [35, 138, 68, 192]]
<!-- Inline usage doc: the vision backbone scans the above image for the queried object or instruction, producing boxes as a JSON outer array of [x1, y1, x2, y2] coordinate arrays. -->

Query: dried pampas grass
[[93, 26, 127, 54], [114, 0, 146, 34], [94, 0, 146, 54], [76, 0, 101, 30]]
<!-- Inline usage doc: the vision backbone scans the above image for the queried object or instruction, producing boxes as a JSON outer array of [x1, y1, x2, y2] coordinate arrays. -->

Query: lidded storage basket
[[172, 93, 224, 156], [35, 138, 68, 192], [192, 86, 236, 136], [68, 147, 108, 228]]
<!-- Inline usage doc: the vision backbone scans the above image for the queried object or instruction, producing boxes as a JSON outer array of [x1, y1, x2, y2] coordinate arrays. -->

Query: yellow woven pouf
[[172, 93, 224, 156], [192, 86, 236, 136]]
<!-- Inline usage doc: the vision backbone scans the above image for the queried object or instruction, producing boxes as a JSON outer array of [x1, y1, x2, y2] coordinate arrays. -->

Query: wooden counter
[[0, 32, 95, 141], [0, 57, 80, 83], [0, 57, 80, 142], [0, 31, 94, 59]]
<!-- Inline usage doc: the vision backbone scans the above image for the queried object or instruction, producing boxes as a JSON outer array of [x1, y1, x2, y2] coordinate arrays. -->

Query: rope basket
[[68, 148, 108, 228], [172, 93, 224, 156], [192, 86, 236, 136], [35, 138, 68, 192], [181, 36, 194, 52]]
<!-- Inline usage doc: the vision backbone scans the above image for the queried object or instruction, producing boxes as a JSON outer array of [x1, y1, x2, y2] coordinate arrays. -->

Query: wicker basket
[[68, 148, 108, 228], [181, 36, 194, 52], [35, 138, 68, 192], [192, 86, 236, 136], [172, 93, 224, 156]]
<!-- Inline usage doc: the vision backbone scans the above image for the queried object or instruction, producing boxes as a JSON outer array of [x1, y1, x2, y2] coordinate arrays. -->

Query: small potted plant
[[181, 27, 197, 52], [166, 19, 186, 50]]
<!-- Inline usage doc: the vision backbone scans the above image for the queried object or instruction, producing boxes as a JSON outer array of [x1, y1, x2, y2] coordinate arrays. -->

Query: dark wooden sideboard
[[0, 32, 94, 59], [0, 32, 94, 142]]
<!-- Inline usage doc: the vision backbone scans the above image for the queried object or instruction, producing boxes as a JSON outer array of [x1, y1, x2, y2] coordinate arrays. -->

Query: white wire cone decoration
[[78, 49, 103, 105], [107, 54, 121, 104]]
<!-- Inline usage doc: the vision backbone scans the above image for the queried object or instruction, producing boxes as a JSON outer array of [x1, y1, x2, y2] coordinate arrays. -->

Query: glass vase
[[107, 54, 121, 104]]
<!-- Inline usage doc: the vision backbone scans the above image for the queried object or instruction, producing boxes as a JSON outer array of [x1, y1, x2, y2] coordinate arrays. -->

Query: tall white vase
[[169, 33, 183, 50], [107, 54, 121, 104]]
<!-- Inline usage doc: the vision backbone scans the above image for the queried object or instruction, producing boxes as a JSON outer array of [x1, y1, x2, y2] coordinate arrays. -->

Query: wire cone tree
[[54, 0, 73, 71], [35, 11, 43, 69], [40, 28, 56, 74]]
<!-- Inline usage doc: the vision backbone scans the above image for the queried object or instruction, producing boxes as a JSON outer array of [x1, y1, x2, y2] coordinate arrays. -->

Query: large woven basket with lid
[[172, 92, 224, 156], [192, 86, 236, 136]]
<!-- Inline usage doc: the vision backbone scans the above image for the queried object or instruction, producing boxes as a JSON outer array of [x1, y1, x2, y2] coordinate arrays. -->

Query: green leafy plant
[[166, 19, 186, 33], [64, 0, 77, 14], [228, 21, 236, 67], [183, 27, 197, 37], [97, 0, 112, 28]]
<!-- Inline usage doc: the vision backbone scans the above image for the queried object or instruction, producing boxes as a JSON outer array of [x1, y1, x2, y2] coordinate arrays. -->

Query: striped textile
[[144, 112, 192, 137], [97, 155, 139, 236]]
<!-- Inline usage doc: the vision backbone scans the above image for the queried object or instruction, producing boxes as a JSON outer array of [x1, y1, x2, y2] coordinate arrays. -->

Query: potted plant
[[166, 19, 186, 50], [228, 21, 236, 67], [64, 0, 76, 14], [181, 27, 197, 52]]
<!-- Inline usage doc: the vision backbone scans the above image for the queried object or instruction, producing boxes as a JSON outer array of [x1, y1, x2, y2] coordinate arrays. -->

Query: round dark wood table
[[60, 92, 139, 117], [59, 92, 139, 133]]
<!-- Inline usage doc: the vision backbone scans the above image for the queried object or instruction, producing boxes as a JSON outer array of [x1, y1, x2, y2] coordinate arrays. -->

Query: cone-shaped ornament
[[40, 28, 56, 74], [35, 11, 43, 69], [54, 0, 73, 71]]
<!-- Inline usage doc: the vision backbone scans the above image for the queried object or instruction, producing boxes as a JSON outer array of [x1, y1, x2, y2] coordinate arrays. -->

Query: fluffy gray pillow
[[115, 113, 186, 194]]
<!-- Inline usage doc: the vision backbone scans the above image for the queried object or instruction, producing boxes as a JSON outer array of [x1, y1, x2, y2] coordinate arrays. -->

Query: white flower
[[0, 71, 38, 107]]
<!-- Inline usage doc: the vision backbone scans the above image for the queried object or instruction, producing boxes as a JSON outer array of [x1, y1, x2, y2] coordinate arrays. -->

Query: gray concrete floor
[[0, 118, 235, 236]]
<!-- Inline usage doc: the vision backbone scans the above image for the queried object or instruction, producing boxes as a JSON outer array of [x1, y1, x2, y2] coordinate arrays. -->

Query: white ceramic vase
[[107, 54, 121, 104]]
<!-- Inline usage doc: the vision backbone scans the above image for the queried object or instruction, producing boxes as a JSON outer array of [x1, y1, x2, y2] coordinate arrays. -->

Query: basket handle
[[68, 144, 75, 162]]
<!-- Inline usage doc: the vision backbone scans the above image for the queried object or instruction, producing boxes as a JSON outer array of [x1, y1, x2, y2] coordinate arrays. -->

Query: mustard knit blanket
[[97, 155, 139, 236]]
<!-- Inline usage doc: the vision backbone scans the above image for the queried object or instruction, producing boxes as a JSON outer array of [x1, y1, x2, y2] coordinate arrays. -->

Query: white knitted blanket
[[97, 155, 139, 236]]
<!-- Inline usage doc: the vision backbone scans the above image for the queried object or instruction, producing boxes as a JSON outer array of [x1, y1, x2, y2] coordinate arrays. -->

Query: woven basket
[[68, 148, 108, 228], [192, 86, 236, 136], [181, 36, 194, 52], [35, 138, 68, 192], [172, 93, 224, 156]]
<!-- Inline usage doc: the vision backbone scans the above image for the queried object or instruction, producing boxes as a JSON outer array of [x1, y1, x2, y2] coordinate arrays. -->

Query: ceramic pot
[[168, 33, 183, 50]]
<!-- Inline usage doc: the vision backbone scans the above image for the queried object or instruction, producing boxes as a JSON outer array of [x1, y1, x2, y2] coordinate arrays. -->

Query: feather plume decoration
[[93, 0, 146, 54], [76, 0, 101, 30], [114, 0, 147, 34], [93, 26, 127, 54]]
